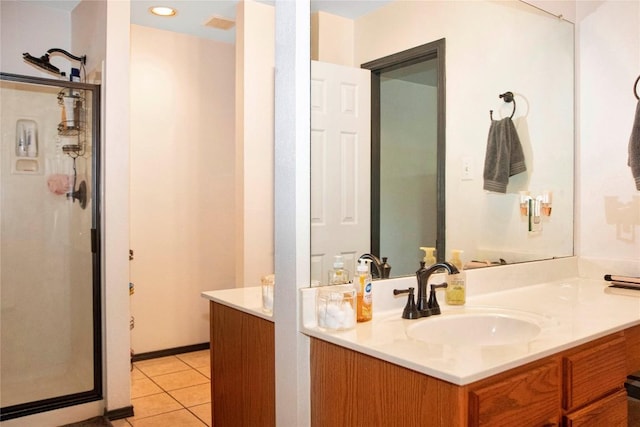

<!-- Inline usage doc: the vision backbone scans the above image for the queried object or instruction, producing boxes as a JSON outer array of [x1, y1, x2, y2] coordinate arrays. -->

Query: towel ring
[[634, 75, 640, 100], [489, 91, 516, 120]]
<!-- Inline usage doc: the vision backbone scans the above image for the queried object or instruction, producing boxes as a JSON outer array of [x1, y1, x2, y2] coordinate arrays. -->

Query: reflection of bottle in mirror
[[355, 259, 372, 322], [328, 255, 350, 285], [529, 198, 542, 232], [446, 250, 465, 305], [541, 190, 552, 217], [519, 191, 530, 217], [381, 257, 391, 279], [420, 247, 436, 265]]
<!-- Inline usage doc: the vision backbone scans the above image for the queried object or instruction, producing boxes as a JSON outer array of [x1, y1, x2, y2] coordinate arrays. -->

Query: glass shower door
[[0, 73, 101, 421]]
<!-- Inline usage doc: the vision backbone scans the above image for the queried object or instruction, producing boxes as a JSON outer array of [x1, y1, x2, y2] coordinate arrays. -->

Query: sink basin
[[405, 313, 542, 346]]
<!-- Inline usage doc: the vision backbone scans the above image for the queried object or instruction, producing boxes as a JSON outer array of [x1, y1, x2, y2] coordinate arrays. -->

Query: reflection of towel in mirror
[[483, 117, 526, 193], [629, 100, 640, 191]]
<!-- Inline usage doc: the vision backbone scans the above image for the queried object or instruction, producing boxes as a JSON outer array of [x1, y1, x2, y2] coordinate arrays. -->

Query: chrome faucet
[[357, 253, 391, 279], [416, 261, 459, 316]]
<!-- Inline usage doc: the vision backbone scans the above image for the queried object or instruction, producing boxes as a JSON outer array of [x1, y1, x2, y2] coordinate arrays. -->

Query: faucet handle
[[394, 287, 420, 319], [428, 283, 448, 315]]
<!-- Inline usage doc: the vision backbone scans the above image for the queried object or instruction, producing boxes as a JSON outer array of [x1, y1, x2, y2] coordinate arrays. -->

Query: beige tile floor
[[111, 350, 211, 427]]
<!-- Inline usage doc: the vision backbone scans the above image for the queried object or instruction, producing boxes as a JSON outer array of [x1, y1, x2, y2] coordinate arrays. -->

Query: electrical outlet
[[461, 156, 473, 180]]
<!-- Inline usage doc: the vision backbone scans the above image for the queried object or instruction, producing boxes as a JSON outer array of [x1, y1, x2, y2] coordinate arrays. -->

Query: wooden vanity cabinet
[[210, 301, 275, 427], [311, 326, 639, 427]]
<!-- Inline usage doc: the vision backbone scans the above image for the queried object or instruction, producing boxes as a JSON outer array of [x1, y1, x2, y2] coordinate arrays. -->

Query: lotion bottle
[[420, 247, 436, 265], [445, 249, 466, 305], [355, 259, 372, 322]]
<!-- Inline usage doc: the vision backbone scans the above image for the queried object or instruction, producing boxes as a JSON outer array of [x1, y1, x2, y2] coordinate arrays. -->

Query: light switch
[[461, 156, 473, 181]]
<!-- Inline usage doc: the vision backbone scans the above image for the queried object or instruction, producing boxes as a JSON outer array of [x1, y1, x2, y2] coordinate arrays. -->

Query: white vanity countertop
[[202, 287, 273, 322], [301, 276, 640, 386]]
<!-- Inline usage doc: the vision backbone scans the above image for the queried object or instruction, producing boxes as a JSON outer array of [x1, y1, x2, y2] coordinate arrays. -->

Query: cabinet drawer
[[468, 361, 560, 426], [563, 335, 627, 411], [563, 389, 628, 427]]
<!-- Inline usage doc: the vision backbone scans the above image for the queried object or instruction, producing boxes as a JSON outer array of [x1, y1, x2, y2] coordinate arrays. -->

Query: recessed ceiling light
[[149, 6, 177, 17]]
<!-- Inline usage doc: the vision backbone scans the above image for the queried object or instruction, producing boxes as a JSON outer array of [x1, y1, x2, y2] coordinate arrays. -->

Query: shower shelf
[[57, 88, 87, 156], [57, 122, 85, 136]]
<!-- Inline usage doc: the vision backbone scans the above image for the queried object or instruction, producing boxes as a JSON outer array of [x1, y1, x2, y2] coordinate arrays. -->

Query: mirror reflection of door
[[310, 61, 371, 285], [363, 39, 445, 277]]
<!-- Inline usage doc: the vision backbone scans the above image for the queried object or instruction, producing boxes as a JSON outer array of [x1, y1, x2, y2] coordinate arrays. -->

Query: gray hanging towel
[[483, 117, 526, 193], [629, 100, 640, 191]]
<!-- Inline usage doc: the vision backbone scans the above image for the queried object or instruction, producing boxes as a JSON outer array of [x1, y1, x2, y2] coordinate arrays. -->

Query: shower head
[[46, 48, 86, 65], [22, 52, 61, 75]]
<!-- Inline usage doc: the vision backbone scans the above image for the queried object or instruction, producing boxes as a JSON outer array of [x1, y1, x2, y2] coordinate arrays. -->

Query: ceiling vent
[[204, 16, 235, 30]]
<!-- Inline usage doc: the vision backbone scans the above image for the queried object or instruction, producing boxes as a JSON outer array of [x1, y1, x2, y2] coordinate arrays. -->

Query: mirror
[[310, 0, 574, 284]]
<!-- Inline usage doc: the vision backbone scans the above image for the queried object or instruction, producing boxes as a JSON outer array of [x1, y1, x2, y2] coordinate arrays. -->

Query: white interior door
[[310, 61, 371, 285]]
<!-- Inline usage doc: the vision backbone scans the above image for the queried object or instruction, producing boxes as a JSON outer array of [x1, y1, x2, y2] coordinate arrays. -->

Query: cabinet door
[[212, 303, 245, 426], [468, 361, 560, 426], [211, 302, 275, 427], [563, 335, 627, 411], [243, 311, 275, 426], [310, 338, 467, 426], [563, 389, 628, 427]]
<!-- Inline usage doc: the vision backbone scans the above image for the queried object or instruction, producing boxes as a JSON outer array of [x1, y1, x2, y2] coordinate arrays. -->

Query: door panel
[[311, 61, 371, 285]]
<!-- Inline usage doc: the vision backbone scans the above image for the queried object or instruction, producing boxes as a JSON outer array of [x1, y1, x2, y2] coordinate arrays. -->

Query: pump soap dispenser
[[355, 259, 373, 322], [446, 250, 466, 305], [419, 247, 436, 265]]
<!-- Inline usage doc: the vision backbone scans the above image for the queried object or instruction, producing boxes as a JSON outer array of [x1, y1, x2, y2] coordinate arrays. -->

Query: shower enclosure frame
[[0, 72, 102, 421]]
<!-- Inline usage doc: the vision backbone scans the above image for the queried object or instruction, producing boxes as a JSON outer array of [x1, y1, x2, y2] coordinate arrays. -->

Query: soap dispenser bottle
[[419, 247, 436, 265], [446, 249, 466, 305], [355, 259, 373, 322], [328, 255, 350, 285]]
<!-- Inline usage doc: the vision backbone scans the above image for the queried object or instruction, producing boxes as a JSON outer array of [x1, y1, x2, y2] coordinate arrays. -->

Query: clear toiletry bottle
[[446, 249, 466, 305], [355, 259, 373, 322], [328, 255, 351, 285], [420, 246, 436, 265]]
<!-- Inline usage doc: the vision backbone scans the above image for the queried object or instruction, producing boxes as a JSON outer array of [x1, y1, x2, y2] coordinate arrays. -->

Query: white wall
[[311, 11, 354, 67], [0, 1, 71, 75], [129, 24, 236, 353], [576, 0, 640, 277], [235, 0, 275, 287], [71, 0, 107, 80], [102, 0, 132, 418]]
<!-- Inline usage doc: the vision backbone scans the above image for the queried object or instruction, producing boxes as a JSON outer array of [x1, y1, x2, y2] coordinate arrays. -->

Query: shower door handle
[[91, 228, 97, 254]]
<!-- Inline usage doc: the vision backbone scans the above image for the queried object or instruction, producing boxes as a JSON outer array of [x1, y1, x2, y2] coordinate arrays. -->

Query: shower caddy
[[57, 87, 88, 209]]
